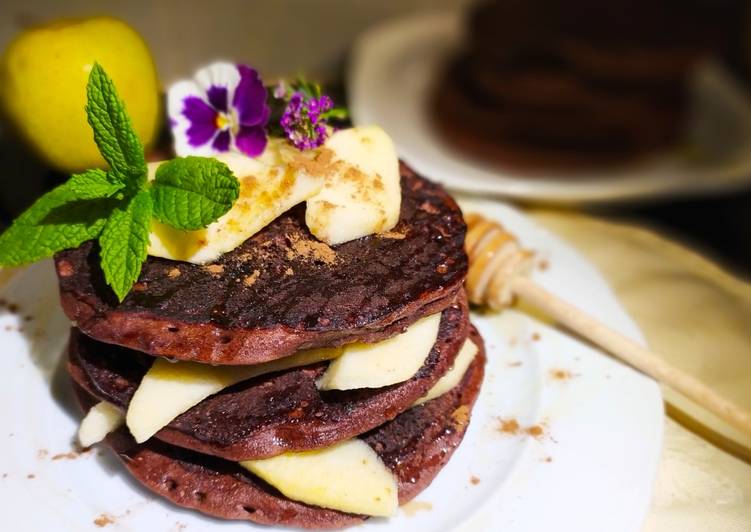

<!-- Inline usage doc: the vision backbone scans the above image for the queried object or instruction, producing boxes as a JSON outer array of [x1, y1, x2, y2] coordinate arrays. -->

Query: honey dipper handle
[[511, 276, 751, 438]]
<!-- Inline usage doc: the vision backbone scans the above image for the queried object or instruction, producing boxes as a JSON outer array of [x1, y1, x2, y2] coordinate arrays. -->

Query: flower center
[[214, 112, 231, 131]]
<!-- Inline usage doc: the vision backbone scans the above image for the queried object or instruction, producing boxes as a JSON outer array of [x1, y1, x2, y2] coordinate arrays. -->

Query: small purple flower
[[168, 62, 270, 157], [280, 91, 334, 150]]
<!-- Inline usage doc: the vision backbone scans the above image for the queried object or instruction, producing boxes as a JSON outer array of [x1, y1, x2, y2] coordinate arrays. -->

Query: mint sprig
[[86, 63, 147, 186], [0, 63, 240, 301], [0, 183, 111, 265], [99, 190, 153, 301], [68, 169, 124, 200], [152, 156, 240, 230]]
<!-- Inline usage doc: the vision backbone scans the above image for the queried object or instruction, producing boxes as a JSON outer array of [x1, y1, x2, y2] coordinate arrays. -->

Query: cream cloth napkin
[[531, 210, 751, 532]]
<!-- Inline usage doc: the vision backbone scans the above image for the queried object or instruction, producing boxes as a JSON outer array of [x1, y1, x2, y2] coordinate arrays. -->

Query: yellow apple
[[0, 16, 160, 172]]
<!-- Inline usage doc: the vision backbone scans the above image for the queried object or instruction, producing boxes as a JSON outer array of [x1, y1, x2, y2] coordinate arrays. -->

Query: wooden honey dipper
[[464, 212, 751, 438]]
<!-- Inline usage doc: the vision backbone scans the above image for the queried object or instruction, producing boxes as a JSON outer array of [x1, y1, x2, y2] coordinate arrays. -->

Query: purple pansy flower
[[168, 62, 270, 157], [279, 90, 334, 150]]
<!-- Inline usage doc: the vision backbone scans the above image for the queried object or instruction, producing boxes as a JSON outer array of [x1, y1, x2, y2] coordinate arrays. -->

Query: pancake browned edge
[[68, 294, 469, 460], [55, 164, 467, 365], [74, 327, 486, 530]]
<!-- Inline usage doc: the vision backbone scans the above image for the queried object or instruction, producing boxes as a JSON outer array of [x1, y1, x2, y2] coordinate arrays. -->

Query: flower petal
[[206, 85, 228, 112], [168, 80, 218, 156], [194, 61, 241, 103], [233, 65, 270, 126], [212, 129, 231, 152], [234, 125, 267, 157], [182, 96, 218, 148]]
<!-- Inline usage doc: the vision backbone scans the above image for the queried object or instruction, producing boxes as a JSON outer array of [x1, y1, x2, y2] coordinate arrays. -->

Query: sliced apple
[[317, 313, 441, 391], [127, 347, 343, 443], [78, 401, 124, 447], [147, 146, 323, 264], [240, 439, 398, 517], [146, 127, 401, 262], [413, 339, 478, 406], [305, 126, 401, 245]]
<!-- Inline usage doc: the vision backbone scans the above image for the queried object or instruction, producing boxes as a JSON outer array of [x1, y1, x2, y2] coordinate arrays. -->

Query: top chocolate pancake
[[74, 326, 486, 529], [55, 163, 467, 364]]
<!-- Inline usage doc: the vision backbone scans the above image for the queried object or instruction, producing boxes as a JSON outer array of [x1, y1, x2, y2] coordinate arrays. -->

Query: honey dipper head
[[464, 213, 534, 310]]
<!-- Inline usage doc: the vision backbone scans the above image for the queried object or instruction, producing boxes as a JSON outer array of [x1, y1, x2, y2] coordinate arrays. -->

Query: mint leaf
[[68, 169, 125, 200], [99, 190, 152, 302], [150, 156, 239, 230], [0, 183, 110, 266], [86, 63, 147, 188]]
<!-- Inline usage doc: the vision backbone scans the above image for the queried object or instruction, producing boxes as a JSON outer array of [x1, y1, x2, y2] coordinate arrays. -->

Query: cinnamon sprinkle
[[243, 270, 261, 287], [52, 451, 80, 461], [498, 418, 520, 435], [205, 264, 224, 275], [378, 230, 407, 240], [451, 405, 470, 429], [526, 425, 545, 438], [94, 514, 115, 527], [549, 368, 574, 381], [498, 418, 548, 440], [285, 233, 337, 265]]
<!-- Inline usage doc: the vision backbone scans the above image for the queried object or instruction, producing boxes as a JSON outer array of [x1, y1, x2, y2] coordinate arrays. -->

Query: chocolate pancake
[[74, 327, 485, 529], [55, 163, 467, 365], [465, 57, 685, 113], [68, 295, 470, 460], [432, 65, 681, 170]]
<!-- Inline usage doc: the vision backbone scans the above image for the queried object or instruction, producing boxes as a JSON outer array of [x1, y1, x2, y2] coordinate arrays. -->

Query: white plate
[[349, 12, 751, 203], [0, 202, 662, 531]]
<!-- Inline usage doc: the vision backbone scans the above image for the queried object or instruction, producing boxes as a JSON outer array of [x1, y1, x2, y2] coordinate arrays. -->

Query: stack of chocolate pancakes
[[57, 162, 486, 529], [434, 0, 734, 170]]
